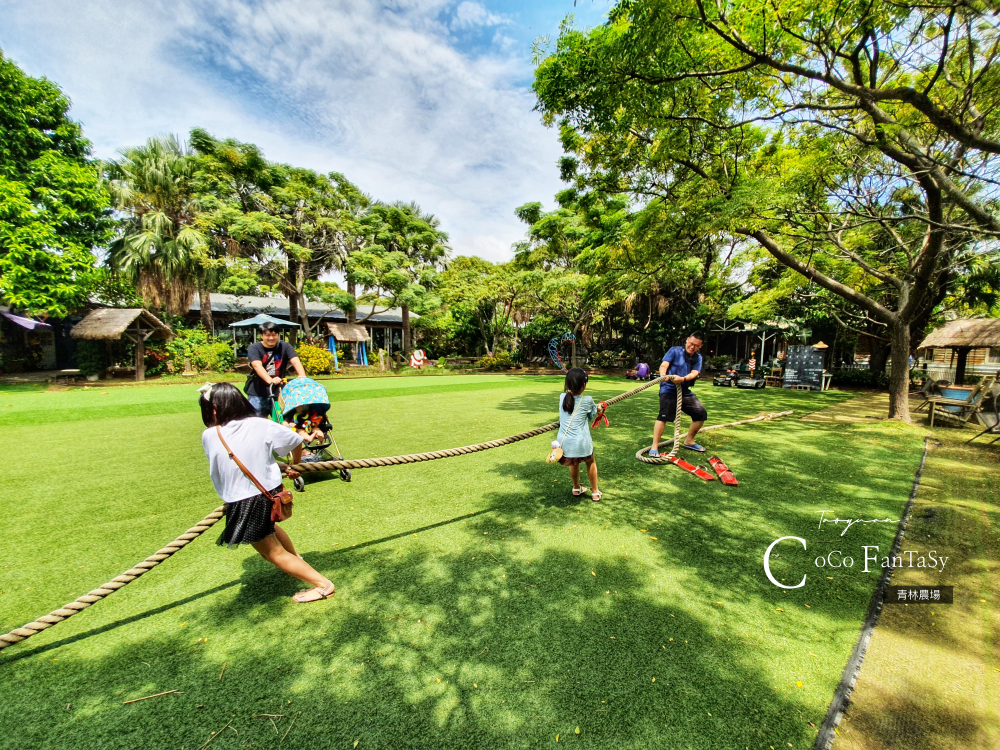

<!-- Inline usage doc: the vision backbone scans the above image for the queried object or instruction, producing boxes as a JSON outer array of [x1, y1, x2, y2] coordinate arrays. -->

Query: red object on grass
[[592, 401, 609, 428], [708, 455, 739, 486], [665, 455, 716, 481]]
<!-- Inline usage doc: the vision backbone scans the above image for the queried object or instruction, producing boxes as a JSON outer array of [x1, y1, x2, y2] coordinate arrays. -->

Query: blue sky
[[0, 0, 613, 262]]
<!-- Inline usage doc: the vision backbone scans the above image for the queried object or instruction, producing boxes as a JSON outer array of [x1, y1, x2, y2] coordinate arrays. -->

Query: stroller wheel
[[340, 468, 352, 483], [293, 476, 305, 492]]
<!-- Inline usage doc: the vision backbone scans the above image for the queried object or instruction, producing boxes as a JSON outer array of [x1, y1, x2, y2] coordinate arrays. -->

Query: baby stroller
[[270, 378, 351, 490]]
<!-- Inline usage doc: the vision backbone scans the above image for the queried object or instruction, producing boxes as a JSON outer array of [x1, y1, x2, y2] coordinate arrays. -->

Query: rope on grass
[[666, 381, 683, 459], [0, 506, 225, 653], [281, 376, 667, 475], [0, 378, 664, 653], [635, 410, 795, 463]]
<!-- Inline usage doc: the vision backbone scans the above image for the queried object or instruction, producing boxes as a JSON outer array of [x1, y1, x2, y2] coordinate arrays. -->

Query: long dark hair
[[562, 367, 588, 413], [199, 382, 257, 427]]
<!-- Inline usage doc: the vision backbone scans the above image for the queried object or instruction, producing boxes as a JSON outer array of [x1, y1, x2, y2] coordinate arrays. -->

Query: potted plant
[[76, 341, 107, 381]]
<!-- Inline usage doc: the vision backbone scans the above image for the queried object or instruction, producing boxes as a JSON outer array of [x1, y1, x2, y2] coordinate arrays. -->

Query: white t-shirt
[[202, 417, 304, 503]]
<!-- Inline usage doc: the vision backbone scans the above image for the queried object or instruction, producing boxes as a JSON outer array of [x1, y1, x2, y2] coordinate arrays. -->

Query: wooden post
[[955, 347, 970, 385], [136, 333, 145, 382]]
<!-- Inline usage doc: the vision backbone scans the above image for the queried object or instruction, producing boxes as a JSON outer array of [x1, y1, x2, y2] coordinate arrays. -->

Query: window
[[989, 347, 1000, 364]]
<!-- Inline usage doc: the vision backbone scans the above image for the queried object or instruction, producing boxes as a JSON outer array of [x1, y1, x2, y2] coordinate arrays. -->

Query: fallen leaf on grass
[[575, 727, 580, 734], [776, 608, 784, 612], [591, 571, 596, 576], [650, 537, 658, 541]]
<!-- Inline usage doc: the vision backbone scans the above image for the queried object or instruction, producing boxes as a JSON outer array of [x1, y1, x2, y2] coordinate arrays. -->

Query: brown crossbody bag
[[216, 426, 294, 522]]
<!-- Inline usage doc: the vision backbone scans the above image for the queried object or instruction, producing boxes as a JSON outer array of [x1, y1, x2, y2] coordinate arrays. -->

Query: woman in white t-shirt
[[200, 382, 335, 603]]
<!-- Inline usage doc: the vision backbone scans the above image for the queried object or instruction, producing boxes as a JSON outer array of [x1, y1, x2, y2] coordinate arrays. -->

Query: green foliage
[[439, 256, 525, 355], [164, 327, 234, 372], [0, 52, 112, 316], [475, 351, 513, 371], [217, 259, 263, 296], [829, 368, 889, 389], [296, 343, 336, 376], [75, 340, 107, 377], [589, 350, 624, 368], [706, 355, 732, 370]]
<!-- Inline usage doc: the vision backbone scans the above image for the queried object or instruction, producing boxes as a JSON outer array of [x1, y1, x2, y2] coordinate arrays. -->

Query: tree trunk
[[887, 322, 911, 421], [869, 339, 891, 374], [288, 284, 299, 346], [198, 283, 213, 333], [402, 305, 410, 353], [346, 278, 357, 360]]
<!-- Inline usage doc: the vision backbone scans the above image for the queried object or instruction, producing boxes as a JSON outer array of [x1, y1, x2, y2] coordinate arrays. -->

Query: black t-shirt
[[247, 341, 297, 398]]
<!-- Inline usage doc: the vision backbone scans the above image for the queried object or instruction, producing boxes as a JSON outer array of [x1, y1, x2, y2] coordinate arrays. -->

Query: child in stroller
[[274, 377, 351, 488]]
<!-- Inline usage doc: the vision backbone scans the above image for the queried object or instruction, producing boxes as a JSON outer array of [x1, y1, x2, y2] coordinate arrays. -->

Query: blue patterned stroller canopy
[[278, 377, 330, 419]]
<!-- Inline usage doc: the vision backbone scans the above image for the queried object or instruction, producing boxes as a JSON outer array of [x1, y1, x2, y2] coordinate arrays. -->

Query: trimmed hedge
[[829, 368, 889, 388]]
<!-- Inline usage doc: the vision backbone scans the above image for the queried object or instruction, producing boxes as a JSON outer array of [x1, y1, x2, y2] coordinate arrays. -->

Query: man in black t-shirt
[[246, 322, 307, 417]]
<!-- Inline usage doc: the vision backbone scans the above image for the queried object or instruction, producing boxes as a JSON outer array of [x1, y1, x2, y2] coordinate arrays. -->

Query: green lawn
[[0, 376, 926, 749]]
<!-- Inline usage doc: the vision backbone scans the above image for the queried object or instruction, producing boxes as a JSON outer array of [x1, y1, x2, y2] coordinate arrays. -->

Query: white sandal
[[592, 491, 603, 502], [572, 488, 584, 497]]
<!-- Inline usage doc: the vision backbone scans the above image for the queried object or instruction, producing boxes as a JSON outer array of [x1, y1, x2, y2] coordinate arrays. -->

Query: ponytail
[[562, 367, 588, 413], [563, 391, 575, 414]]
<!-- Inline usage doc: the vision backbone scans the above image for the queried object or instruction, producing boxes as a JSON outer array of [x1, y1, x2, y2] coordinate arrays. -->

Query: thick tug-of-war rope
[[1, 378, 664, 653], [280, 377, 666, 476], [0, 506, 225, 652], [635, 410, 795, 464]]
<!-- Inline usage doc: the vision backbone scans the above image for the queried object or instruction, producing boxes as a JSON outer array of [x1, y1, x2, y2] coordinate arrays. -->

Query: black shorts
[[657, 390, 708, 423]]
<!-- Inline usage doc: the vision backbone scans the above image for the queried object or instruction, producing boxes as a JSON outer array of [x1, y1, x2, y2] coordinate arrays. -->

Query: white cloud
[[0, 0, 567, 262], [452, 1, 508, 30]]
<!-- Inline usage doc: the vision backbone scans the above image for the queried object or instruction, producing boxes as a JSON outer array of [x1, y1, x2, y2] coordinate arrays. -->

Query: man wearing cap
[[246, 322, 307, 417], [649, 332, 708, 456]]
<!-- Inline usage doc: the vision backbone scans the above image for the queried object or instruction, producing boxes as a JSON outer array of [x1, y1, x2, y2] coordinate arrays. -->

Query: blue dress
[[557, 394, 599, 458]]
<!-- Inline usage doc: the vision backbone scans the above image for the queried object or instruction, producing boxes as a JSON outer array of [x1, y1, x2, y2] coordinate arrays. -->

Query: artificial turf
[[1, 376, 927, 749]]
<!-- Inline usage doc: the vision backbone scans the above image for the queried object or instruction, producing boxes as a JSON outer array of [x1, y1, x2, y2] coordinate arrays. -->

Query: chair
[[928, 381, 988, 427], [913, 378, 945, 413], [968, 383, 1000, 444]]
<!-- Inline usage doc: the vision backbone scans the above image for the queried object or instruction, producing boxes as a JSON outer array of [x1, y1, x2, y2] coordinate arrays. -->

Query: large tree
[[439, 256, 527, 356], [0, 50, 111, 317], [534, 0, 1000, 420], [362, 202, 449, 351]]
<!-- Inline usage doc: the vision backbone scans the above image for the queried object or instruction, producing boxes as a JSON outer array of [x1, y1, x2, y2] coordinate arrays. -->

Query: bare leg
[[685, 421, 705, 445], [652, 419, 667, 450], [251, 534, 331, 593], [585, 457, 598, 493], [569, 464, 581, 490], [274, 524, 298, 556]]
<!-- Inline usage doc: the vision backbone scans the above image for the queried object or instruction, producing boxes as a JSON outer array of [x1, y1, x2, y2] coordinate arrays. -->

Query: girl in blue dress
[[556, 368, 605, 501]]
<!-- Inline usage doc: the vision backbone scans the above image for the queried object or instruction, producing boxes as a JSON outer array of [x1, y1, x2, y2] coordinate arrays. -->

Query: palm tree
[[105, 135, 210, 320]]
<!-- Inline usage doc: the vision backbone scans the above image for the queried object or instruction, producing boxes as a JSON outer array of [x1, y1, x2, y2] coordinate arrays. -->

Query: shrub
[[706, 355, 731, 370], [829, 368, 889, 389], [589, 350, 623, 368], [145, 346, 169, 377], [297, 343, 336, 375], [76, 340, 108, 377], [476, 351, 513, 371], [165, 328, 236, 373]]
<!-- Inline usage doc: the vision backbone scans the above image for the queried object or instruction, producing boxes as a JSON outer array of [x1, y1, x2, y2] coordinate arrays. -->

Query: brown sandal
[[293, 583, 335, 603]]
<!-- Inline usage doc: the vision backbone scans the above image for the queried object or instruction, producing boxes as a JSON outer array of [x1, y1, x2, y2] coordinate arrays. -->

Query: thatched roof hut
[[71, 309, 172, 381], [918, 318, 1000, 349], [71, 308, 173, 341], [325, 322, 370, 342], [918, 318, 1000, 384]]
